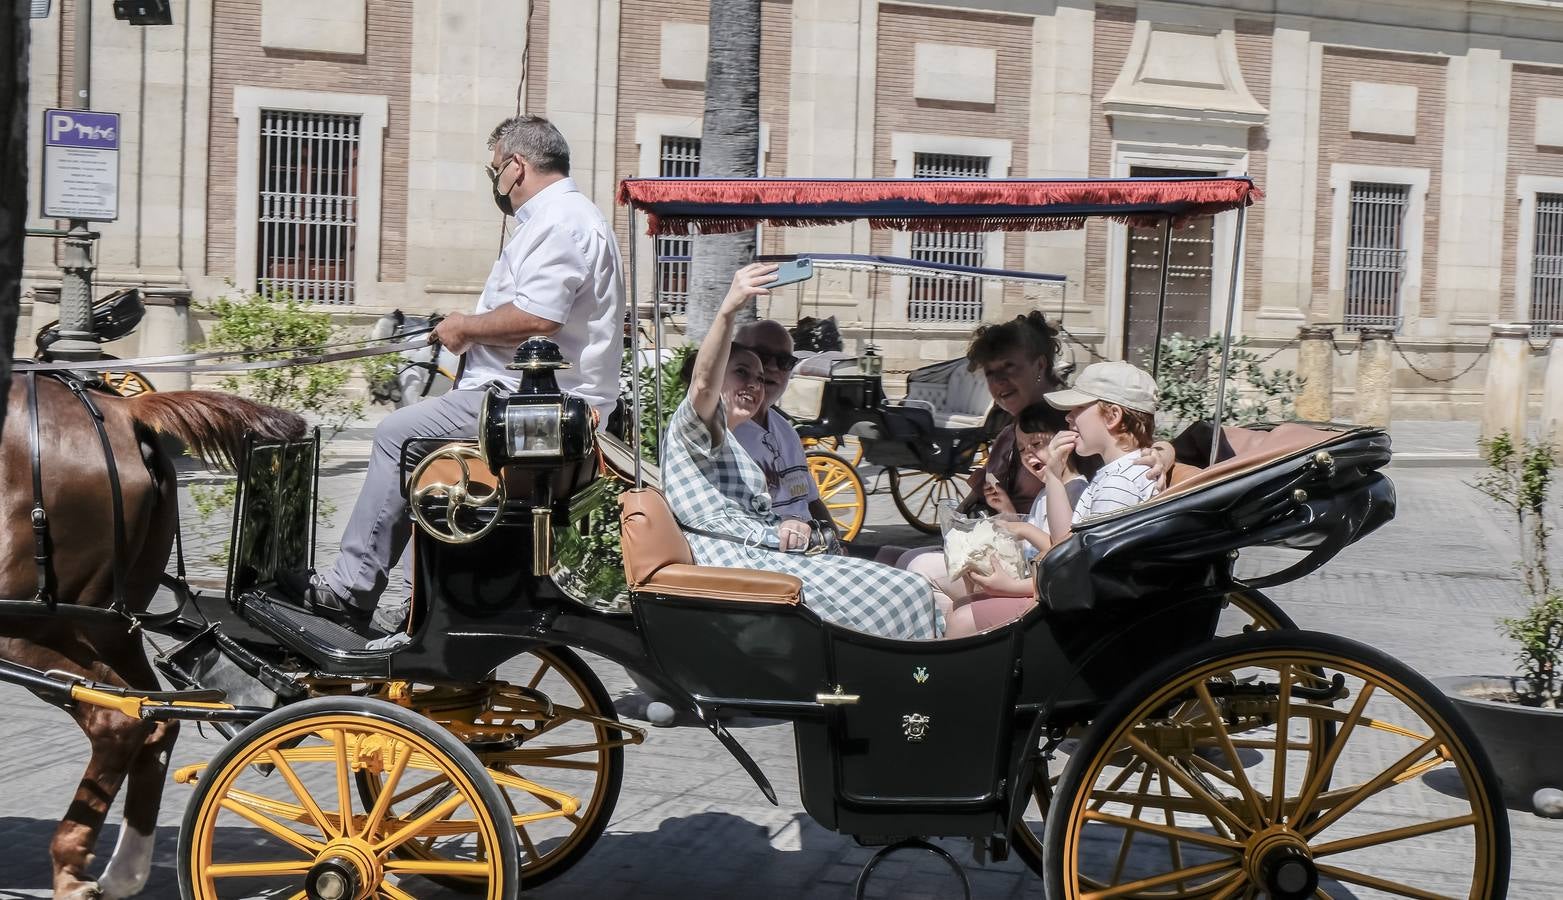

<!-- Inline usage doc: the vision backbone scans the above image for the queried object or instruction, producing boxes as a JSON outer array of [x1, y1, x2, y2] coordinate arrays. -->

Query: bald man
[[733, 319, 834, 530]]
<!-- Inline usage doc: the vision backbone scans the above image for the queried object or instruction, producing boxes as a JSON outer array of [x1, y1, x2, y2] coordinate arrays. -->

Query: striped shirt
[[1072, 449, 1157, 525]]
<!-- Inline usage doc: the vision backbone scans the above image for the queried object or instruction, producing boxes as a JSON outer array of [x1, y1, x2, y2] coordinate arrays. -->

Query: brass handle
[[816, 687, 860, 706], [409, 445, 505, 545]]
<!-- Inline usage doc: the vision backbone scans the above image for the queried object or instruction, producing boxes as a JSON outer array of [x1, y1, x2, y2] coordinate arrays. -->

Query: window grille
[[1532, 193, 1563, 335], [1344, 182, 1410, 332], [909, 153, 988, 323], [655, 136, 701, 315], [256, 110, 361, 305]]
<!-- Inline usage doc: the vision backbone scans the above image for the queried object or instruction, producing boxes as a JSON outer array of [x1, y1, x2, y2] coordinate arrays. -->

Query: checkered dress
[[662, 397, 943, 640]]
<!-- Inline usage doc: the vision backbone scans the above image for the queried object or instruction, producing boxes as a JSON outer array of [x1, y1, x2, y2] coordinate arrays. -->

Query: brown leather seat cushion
[[1156, 423, 1341, 501], [620, 488, 802, 605]]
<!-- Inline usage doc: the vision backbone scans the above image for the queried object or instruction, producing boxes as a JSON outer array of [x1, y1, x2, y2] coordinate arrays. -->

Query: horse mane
[[126, 391, 307, 470]]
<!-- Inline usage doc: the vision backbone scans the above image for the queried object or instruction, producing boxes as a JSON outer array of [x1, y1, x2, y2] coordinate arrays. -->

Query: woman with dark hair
[[958, 310, 1066, 516]]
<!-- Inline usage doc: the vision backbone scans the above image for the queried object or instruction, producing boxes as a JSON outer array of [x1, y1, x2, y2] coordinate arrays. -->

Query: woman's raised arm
[[688, 262, 778, 427]]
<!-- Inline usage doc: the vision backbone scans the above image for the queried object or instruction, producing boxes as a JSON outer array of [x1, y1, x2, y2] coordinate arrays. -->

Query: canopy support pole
[[1150, 216, 1174, 377], [1209, 203, 1248, 467], [652, 238, 665, 456], [628, 208, 644, 487]]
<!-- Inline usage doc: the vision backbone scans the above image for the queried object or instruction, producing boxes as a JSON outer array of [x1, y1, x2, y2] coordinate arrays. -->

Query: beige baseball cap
[[1044, 360, 1158, 414]]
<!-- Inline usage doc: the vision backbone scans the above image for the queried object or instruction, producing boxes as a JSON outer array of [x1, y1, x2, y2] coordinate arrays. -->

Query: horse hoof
[[56, 882, 102, 900]]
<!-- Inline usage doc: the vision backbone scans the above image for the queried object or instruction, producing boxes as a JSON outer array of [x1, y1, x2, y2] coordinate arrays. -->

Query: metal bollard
[[1295, 326, 1335, 422], [1353, 329, 1394, 428], [1482, 324, 1532, 443]]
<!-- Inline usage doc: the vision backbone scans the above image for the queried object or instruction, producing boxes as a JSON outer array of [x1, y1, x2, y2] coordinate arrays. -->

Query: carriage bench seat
[[620, 487, 802, 605]]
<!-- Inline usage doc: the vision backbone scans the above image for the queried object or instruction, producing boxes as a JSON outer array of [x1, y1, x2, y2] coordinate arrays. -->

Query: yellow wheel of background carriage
[[803, 434, 864, 466], [344, 647, 641, 891], [100, 369, 155, 398], [807, 450, 867, 541], [176, 695, 520, 899], [1043, 631, 1508, 899]]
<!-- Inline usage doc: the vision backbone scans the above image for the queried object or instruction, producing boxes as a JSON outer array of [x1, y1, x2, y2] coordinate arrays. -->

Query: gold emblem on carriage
[[913, 667, 929, 684], [902, 713, 931, 742]]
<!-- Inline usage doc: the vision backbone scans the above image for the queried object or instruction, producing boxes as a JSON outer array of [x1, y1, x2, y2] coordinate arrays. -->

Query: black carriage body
[[201, 406, 1393, 850], [790, 366, 988, 478]]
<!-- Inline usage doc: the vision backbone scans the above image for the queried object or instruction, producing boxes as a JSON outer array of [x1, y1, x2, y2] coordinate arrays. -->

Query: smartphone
[[767, 257, 814, 289]]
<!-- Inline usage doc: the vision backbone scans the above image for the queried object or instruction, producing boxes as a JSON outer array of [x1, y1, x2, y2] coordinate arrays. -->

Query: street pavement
[[0, 420, 1558, 898]]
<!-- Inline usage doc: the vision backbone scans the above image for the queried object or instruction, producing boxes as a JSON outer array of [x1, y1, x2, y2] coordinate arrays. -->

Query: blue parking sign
[[42, 108, 120, 221]]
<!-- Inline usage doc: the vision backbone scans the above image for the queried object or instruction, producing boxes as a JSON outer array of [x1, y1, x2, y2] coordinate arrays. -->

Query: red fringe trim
[[618, 178, 1262, 236]]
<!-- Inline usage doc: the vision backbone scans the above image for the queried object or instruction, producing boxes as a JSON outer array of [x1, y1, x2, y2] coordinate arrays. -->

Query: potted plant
[[1435, 432, 1562, 811]]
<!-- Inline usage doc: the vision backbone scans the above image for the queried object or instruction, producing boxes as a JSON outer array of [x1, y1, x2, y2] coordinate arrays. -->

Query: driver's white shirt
[[457, 178, 624, 424]]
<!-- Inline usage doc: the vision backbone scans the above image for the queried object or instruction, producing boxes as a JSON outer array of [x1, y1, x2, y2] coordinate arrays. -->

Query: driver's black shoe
[[277, 570, 380, 637]]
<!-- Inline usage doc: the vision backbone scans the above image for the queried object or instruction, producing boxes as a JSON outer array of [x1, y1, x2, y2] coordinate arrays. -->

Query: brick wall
[[526, 0, 550, 116], [1311, 47, 1447, 321], [611, 0, 793, 259], [870, 3, 1033, 315], [1085, 4, 1136, 313], [1501, 64, 1563, 319], [206, 0, 413, 285], [1235, 18, 1272, 312]]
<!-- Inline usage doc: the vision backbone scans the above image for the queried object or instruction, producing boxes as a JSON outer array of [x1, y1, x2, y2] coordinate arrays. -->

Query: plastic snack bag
[[941, 508, 1027, 582]]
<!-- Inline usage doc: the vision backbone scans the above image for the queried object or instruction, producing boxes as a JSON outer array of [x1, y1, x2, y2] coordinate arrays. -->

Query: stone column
[[1541, 326, 1563, 456], [1354, 329, 1394, 428], [139, 292, 191, 391], [1482, 324, 1532, 443], [1295, 326, 1335, 422]]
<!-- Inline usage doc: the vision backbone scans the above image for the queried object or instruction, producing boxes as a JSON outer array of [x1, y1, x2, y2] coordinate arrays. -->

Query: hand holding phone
[[766, 258, 814, 289]]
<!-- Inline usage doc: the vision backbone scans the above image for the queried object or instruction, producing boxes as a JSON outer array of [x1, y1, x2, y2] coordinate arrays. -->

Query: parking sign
[[42, 108, 120, 221]]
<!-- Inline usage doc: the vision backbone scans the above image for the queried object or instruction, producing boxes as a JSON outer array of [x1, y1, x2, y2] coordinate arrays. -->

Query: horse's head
[[369, 309, 406, 342]]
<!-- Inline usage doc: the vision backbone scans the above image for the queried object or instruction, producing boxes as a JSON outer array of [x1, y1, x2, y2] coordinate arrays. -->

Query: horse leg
[[95, 717, 176, 900], [51, 705, 150, 900]]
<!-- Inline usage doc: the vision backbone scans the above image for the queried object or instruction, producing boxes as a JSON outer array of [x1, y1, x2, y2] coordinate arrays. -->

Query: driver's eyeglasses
[[738, 345, 798, 372]]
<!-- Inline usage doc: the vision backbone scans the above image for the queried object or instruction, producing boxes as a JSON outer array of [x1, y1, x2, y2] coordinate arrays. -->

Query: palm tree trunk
[[684, 0, 761, 341], [0, 6, 29, 436]]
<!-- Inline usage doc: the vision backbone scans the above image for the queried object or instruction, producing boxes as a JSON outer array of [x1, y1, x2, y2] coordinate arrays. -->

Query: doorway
[[1123, 166, 1217, 368]]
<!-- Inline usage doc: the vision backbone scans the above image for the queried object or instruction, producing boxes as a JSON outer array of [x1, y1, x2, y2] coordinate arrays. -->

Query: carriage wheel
[[100, 369, 155, 397], [888, 469, 966, 534], [176, 695, 519, 900], [805, 435, 864, 466], [355, 647, 636, 891], [1043, 630, 1508, 900], [807, 450, 867, 541], [1012, 589, 1309, 887]]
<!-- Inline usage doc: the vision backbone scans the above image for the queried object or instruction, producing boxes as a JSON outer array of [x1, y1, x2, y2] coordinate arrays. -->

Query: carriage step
[[235, 591, 395, 677]]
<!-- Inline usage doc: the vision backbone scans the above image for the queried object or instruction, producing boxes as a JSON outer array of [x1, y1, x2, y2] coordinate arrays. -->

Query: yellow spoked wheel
[[1014, 589, 1306, 883], [804, 434, 864, 466], [1043, 631, 1508, 900], [101, 370, 155, 397], [807, 450, 867, 541], [888, 468, 967, 534], [354, 647, 641, 891], [176, 696, 519, 900]]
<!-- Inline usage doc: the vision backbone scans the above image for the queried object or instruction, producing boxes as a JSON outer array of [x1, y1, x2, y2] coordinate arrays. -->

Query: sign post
[[41, 108, 119, 360]]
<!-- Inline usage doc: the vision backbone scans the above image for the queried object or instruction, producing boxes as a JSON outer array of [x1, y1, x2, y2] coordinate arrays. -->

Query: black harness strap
[[63, 377, 131, 617], [26, 373, 53, 608]]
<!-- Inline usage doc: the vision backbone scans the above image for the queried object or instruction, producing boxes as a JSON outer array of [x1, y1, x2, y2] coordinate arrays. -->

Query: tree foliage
[[1148, 333, 1304, 439], [1474, 433, 1561, 705]]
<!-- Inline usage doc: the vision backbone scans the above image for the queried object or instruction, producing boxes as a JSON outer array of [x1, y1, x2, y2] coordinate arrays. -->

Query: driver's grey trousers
[[322, 389, 488, 610]]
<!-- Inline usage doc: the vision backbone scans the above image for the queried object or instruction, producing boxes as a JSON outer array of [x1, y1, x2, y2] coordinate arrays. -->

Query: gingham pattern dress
[[662, 396, 943, 640]]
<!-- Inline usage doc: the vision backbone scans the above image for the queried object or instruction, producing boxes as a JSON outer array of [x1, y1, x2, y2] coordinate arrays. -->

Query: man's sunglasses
[[737, 344, 798, 371]]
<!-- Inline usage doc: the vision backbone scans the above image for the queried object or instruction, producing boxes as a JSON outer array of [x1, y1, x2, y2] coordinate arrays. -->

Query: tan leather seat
[[620, 488, 802, 605], [1156, 423, 1342, 502]]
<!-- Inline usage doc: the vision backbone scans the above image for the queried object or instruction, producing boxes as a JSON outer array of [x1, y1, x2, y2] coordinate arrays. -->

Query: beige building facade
[[18, 0, 1563, 417]]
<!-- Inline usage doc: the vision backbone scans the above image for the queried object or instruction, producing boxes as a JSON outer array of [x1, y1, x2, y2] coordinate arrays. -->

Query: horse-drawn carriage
[[0, 175, 1509, 899]]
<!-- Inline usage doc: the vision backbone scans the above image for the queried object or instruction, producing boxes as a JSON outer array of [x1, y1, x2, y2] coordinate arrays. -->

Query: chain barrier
[[1387, 337, 1488, 385], [1058, 325, 1108, 363]]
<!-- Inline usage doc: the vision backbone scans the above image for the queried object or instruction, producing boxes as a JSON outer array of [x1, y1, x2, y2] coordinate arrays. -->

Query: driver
[[283, 116, 624, 634]]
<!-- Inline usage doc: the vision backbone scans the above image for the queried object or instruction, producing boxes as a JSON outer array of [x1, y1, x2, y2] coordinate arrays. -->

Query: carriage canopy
[[616, 176, 1261, 236]]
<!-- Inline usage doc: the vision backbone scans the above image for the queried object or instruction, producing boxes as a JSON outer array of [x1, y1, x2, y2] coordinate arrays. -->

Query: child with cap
[[1039, 360, 1159, 544]]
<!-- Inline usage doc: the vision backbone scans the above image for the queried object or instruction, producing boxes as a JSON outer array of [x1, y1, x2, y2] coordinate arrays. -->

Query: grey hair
[[487, 115, 570, 175]]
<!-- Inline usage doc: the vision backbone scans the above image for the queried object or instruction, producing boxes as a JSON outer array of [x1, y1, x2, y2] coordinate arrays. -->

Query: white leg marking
[[97, 823, 154, 899]]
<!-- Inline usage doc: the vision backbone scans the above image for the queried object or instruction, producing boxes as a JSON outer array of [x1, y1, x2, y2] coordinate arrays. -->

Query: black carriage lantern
[[479, 337, 595, 471]]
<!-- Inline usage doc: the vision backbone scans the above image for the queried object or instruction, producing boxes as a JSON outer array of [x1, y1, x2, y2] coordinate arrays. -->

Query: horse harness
[[13, 371, 138, 625]]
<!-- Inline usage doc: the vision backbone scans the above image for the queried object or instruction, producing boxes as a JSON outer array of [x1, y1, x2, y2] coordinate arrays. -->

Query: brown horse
[[0, 376, 303, 900]]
